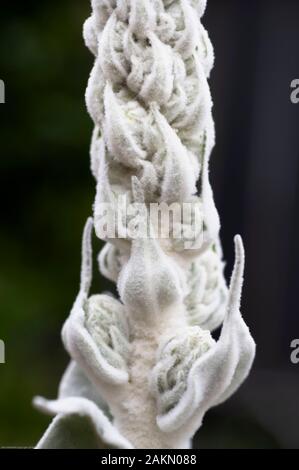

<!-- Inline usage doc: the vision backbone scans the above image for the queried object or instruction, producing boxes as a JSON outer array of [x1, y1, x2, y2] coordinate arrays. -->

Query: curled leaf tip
[[228, 234, 245, 314]]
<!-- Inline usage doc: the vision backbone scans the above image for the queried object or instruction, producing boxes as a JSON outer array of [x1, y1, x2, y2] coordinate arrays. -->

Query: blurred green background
[[1, 0, 299, 449], [0, 0, 109, 447]]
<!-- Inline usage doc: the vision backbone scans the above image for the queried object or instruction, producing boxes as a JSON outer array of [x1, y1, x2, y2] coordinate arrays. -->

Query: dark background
[[0, 0, 299, 448]]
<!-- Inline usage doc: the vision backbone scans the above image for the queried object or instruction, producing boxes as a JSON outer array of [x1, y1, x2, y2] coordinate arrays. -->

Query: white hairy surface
[[35, 0, 255, 450]]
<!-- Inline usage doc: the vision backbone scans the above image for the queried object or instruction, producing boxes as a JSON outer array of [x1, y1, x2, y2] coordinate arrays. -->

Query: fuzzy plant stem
[[107, 305, 190, 448], [35, 0, 255, 450]]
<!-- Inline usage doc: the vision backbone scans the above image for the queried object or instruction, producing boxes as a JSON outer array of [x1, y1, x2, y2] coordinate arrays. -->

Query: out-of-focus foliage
[[0, 0, 114, 447]]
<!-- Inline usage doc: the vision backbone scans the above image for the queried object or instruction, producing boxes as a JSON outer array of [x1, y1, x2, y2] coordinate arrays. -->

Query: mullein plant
[[34, 0, 255, 449]]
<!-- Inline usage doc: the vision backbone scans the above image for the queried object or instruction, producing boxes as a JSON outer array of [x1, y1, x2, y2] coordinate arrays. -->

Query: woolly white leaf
[[85, 60, 105, 126], [128, 0, 156, 39], [172, 55, 211, 132], [175, 0, 200, 59], [196, 0, 208, 18], [58, 361, 109, 413], [103, 83, 146, 168], [138, 32, 174, 105], [185, 244, 228, 331], [152, 106, 198, 203], [90, 126, 102, 180], [151, 326, 216, 415], [91, 0, 113, 34], [93, 142, 131, 250], [62, 219, 130, 387], [98, 243, 124, 283], [200, 121, 221, 241], [35, 397, 133, 449], [154, 236, 255, 433], [83, 15, 98, 56], [98, 13, 129, 84]]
